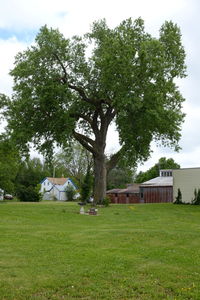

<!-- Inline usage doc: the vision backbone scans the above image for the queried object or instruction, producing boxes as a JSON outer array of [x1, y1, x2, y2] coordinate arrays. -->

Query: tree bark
[[93, 153, 107, 204]]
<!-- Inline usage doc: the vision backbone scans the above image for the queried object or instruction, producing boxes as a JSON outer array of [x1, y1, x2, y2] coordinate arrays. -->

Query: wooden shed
[[139, 170, 173, 203], [107, 184, 140, 204], [106, 188, 121, 203]]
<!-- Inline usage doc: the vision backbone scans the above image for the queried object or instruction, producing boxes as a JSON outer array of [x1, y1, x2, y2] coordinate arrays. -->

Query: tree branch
[[70, 113, 93, 126], [106, 147, 125, 174], [53, 52, 100, 106], [73, 130, 97, 155]]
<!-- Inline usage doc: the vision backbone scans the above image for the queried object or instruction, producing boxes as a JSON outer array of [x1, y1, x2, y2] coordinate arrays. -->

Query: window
[[140, 188, 144, 199]]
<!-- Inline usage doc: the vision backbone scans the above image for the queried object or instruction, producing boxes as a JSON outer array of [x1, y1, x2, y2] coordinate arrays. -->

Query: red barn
[[139, 170, 173, 203], [107, 184, 140, 204]]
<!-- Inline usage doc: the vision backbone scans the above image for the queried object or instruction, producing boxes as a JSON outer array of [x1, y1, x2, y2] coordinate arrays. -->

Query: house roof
[[106, 188, 122, 194], [107, 184, 140, 194], [118, 184, 140, 194], [140, 176, 173, 187], [46, 177, 68, 185]]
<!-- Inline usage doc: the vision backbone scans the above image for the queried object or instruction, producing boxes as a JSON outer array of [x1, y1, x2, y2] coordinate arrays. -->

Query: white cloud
[[0, 37, 27, 96]]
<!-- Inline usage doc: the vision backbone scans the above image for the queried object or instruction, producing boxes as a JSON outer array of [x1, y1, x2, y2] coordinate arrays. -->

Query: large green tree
[[7, 18, 186, 203]]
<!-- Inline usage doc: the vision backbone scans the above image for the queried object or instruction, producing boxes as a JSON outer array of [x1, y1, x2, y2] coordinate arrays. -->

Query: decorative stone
[[80, 206, 85, 214]]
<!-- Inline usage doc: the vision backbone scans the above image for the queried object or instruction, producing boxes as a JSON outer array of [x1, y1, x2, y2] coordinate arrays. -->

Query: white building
[[173, 167, 200, 204], [40, 177, 78, 201]]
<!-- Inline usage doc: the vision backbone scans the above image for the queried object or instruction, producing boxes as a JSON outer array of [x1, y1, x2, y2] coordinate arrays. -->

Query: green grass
[[0, 202, 200, 299]]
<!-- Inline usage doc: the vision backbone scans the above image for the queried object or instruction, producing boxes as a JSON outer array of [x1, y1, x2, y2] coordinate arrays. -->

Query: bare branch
[[73, 130, 98, 155]]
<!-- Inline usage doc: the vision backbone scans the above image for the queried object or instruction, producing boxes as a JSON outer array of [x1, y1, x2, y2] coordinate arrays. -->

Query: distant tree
[[135, 157, 180, 183], [107, 164, 136, 190], [54, 142, 93, 185], [80, 166, 93, 203], [7, 18, 186, 203], [15, 157, 51, 199], [15, 157, 50, 188], [18, 184, 42, 202], [0, 135, 20, 193]]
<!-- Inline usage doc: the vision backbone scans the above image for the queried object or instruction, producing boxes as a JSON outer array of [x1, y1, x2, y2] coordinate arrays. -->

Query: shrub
[[80, 168, 93, 203], [102, 196, 110, 207], [18, 185, 42, 202], [192, 188, 200, 205], [65, 185, 77, 201], [174, 188, 183, 204]]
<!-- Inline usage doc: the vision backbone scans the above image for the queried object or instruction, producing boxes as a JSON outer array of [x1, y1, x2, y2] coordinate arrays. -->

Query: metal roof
[[106, 188, 122, 194], [140, 176, 173, 187], [107, 184, 140, 194], [118, 184, 140, 194]]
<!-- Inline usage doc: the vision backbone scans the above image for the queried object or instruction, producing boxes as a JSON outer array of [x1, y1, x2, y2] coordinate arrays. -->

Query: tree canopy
[[7, 18, 186, 203], [135, 157, 180, 183]]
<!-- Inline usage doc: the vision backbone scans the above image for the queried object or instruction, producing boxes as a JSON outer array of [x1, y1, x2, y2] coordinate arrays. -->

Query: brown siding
[[142, 186, 173, 203], [107, 193, 140, 204], [107, 193, 118, 204], [128, 194, 140, 204]]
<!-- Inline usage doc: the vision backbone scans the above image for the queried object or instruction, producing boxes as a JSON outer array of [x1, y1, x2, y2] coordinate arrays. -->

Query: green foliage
[[15, 157, 50, 189], [80, 167, 93, 202], [192, 188, 200, 205], [54, 142, 93, 185], [8, 19, 186, 162], [15, 157, 52, 199], [101, 196, 110, 207], [18, 185, 42, 202], [7, 18, 186, 203], [135, 157, 180, 183], [107, 164, 136, 190], [174, 188, 183, 204], [65, 185, 77, 201], [0, 135, 20, 193]]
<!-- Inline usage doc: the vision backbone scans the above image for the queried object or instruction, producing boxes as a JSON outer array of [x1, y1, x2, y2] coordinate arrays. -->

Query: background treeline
[[0, 134, 180, 200]]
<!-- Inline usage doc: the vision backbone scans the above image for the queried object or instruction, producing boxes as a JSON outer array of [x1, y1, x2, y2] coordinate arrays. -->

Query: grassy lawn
[[0, 202, 200, 299]]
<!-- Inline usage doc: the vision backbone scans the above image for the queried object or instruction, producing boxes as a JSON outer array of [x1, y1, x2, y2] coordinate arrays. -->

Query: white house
[[40, 177, 78, 201]]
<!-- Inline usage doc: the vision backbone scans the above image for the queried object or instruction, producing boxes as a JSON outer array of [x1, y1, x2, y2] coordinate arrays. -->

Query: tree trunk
[[93, 154, 107, 204]]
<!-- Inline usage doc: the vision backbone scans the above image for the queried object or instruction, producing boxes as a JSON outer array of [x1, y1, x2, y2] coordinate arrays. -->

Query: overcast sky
[[0, 0, 199, 172]]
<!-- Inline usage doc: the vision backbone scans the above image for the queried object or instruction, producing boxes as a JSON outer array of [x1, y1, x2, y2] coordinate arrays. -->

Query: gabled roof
[[107, 188, 122, 194], [46, 177, 68, 185], [118, 184, 140, 194], [107, 184, 140, 194], [140, 176, 173, 187]]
